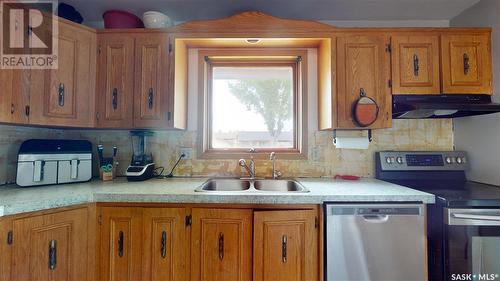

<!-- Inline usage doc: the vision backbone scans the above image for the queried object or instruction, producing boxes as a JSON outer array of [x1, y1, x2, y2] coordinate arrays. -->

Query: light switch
[[0, 205, 4, 217]]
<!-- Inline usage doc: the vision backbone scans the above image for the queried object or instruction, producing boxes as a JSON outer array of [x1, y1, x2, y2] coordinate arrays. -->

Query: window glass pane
[[211, 66, 294, 149]]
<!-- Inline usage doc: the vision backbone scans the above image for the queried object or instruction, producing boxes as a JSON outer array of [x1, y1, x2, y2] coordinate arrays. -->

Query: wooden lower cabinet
[[141, 208, 189, 281], [10, 207, 89, 281], [0, 218, 13, 281], [253, 210, 319, 281], [99, 207, 189, 281], [190, 208, 253, 281], [99, 207, 142, 281]]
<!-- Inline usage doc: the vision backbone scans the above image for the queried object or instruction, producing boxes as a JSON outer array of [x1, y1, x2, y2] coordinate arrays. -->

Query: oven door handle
[[452, 213, 500, 221], [446, 209, 500, 226]]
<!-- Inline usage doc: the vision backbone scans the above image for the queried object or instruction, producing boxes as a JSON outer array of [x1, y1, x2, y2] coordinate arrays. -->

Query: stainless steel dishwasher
[[325, 204, 427, 281]]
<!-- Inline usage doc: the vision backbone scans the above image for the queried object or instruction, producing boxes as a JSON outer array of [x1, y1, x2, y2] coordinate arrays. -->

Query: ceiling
[[63, 0, 481, 25]]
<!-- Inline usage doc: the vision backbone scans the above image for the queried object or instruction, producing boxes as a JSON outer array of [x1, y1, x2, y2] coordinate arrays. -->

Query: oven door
[[445, 208, 500, 280]]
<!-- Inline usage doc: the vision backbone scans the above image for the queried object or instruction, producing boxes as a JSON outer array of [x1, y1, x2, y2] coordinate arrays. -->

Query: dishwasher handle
[[362, 215, 390, 223], [327, 205, 422, 216]]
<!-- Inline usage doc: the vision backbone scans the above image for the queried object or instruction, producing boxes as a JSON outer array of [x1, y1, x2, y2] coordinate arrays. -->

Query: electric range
[[375, 151, 500, 281]]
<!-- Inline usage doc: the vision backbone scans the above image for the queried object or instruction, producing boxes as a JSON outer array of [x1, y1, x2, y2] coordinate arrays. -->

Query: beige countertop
[[0, 177, 435, 216]]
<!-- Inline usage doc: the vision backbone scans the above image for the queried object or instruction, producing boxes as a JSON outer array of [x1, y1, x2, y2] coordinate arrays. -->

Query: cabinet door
[[0, 69, 30, 124], [97, 33, 135, 128], [391, 34, 440, 94], [191, 208, 252, 281], [441, 33, 492, 94], [142, 207, 188, 281], [133, 34, 170, 128], [29, 20, 96, 127], [99, 207, 142, 281], [11, 207, 88, 281], [336, 34, 391, 129], [0, 218, 12, 281], [253, 210, 318, 281]]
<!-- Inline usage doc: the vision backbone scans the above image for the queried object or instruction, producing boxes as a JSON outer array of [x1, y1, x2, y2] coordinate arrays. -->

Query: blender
[[126, 131, 155, 181]]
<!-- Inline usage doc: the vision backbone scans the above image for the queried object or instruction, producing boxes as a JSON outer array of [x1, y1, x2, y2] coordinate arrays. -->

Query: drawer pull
[[112, 88, 118, 110], [118, 231, 124, 257], [463, 53, 470, 75], [413, 54, 419, 76], [58, 83, 65, 106], [161, 231, 167, 258], [282, 235, 287, 263], [148, 88, 154, 110], [218, 232, 224, 260], [48, 240, 57, 270]]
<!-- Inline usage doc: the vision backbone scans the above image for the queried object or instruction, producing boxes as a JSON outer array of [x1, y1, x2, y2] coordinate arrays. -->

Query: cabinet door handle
[[282, 235, 287, 263], [48, 240, 57, 270], [161, 231, 167, 258], [112, 88, 118, 110], [413, 54, 419, 76], [58, 83, 65, 106], [10, 104, 15, 114], [148, 88, 154, 110], [463, 53, 470, 75], [118, 231, 124, 257], [218, 232, 224, 260]]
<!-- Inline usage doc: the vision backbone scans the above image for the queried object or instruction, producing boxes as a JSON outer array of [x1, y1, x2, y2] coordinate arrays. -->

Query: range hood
[[393, 94, 500, 119]]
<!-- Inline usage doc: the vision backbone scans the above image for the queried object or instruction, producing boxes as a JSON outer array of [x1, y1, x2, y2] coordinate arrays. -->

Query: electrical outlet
[[180, 147, 193, 160], [0, 206, 4, 217]]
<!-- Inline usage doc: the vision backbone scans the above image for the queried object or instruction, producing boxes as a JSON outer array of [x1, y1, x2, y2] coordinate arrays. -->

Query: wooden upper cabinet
[[336, 34, 391, 129], [11, 207, 88, 281], [97, 34, 135, 128], [391, 34, 441, 94], [253, 210, 318, 281], [142, 208, 188, 281], [133, 34, 170, 128], [441, 33, 492, 94], [29, 19, 96, 127], [0, 69, 30, 124], [191, 208, 252, 281]]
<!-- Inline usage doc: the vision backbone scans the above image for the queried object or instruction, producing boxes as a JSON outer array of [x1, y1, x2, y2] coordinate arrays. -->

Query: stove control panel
[[377, 151, 469, 171]]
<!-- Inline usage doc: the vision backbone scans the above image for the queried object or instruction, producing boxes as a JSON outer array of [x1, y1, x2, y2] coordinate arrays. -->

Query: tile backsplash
[[0, 119, 453, 184]]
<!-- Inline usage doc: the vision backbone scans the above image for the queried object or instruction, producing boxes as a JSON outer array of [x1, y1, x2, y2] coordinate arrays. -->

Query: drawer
[[16, 161, 58, 186], [58, 159, 92, 184]]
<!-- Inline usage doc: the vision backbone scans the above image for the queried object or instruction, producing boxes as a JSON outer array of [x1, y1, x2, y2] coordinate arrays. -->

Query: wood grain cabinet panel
[[96, 34, 135, 128], [99, 207, 142, 281], [441, 33, 492, 94], [0, 218, 13, 281], [10, 207, 88, 281], [253, 210, 318, 281], [0, 69, 29, 124], [391, 35, 440, 94], [336, 34, 391, 129], [29, 20, 96, 127], [133, 34, 170, 128], [191, 208, 252, 281], [142, 207, 188, 281]]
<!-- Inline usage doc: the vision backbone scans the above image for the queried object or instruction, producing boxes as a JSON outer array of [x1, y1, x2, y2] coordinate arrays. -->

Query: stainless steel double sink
[[195, 179, 309, 193]]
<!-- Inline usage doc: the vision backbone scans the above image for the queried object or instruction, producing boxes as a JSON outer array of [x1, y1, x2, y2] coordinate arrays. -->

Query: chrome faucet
[[270, 152, 282, 179], [238, 157, 255, 179]]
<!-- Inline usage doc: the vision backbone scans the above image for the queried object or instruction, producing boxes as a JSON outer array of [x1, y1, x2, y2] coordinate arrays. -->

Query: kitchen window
[[198, 49, 307, 159]]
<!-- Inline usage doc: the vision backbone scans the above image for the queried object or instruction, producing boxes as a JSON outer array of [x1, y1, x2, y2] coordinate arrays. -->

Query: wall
[[451, 0, 500, 186], [0, 21, 456, 185], [0, 47, 454, 184]]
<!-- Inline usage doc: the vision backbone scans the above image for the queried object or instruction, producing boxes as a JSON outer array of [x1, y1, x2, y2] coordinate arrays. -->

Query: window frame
[[197, 49, 308, 160]]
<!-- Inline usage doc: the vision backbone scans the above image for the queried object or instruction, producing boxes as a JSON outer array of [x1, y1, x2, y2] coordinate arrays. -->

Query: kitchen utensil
[[143, 11, 173, 28], [103, 10, 144, 29]]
